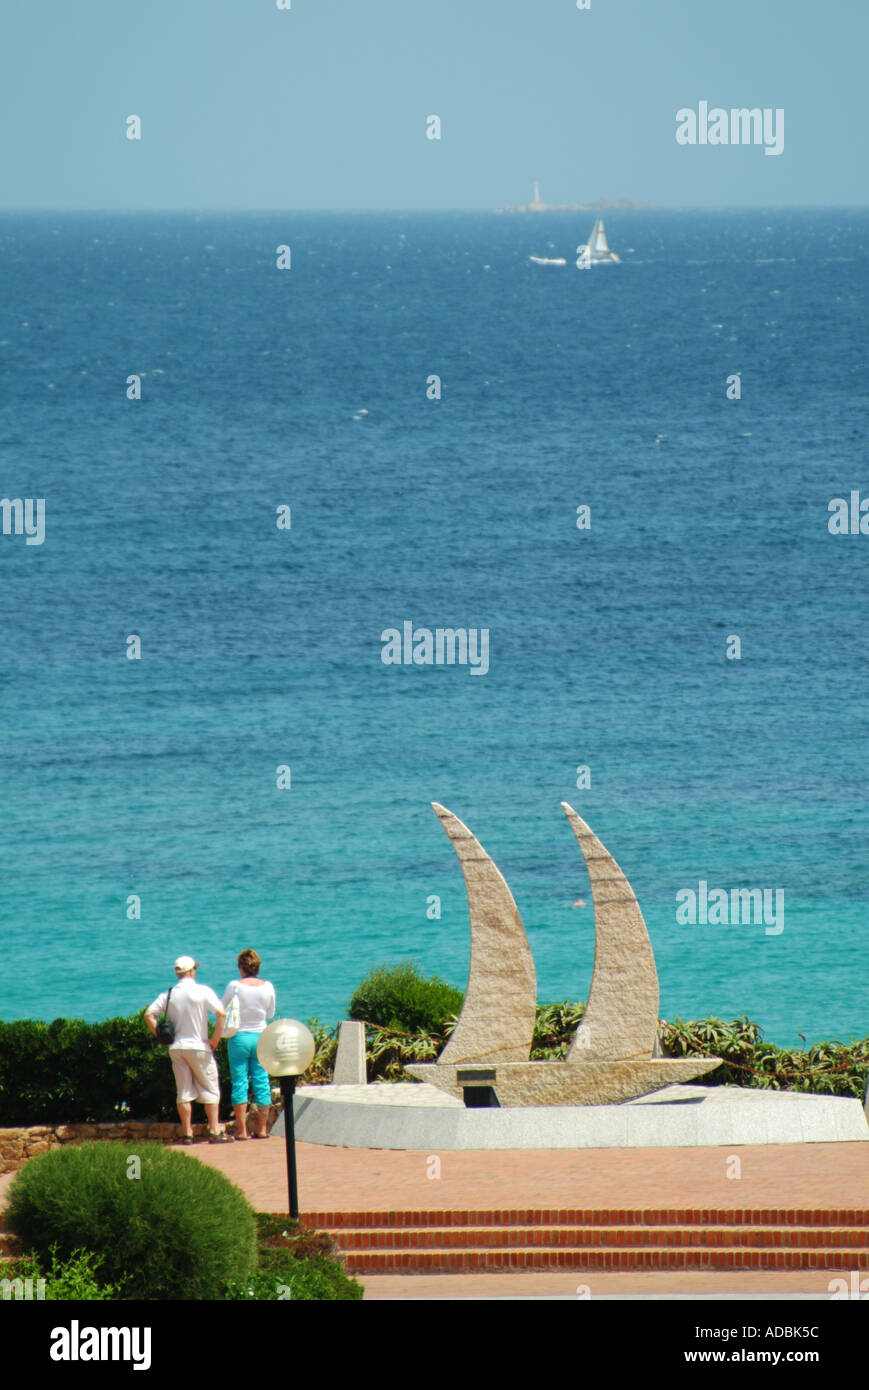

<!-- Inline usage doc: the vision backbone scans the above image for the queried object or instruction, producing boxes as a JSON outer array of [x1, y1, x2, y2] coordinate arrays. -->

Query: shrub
[[661, 1015, 869, 1097], [531, 1001, 586, 1059], [4, 1141, 257, 1300], [2, 1247, 122, 1300], [303, 1019, 340, 1085], [224, 1258, 363, 1301], [349, 961, 463, 1035], [221, 1215, 362, 1301], [0, 1012, 234, 1126]]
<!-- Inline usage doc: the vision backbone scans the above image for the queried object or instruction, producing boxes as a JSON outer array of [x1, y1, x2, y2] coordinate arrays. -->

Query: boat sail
[[407, 803, 721, 1106], [577, 216, 621, 267]]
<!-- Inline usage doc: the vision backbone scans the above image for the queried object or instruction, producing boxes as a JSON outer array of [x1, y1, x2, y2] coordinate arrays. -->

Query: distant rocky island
[[498, 182, 654, 213]]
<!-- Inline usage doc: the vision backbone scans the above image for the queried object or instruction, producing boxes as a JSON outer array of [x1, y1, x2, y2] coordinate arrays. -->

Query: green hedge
[[3, 988, 867, 1126], [0, 1013, 234, 1127]]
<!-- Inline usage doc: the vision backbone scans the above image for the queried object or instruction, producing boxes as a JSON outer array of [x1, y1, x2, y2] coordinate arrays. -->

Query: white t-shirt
[[147, 977, 225, 1052], [222, 978, 276, 1034]]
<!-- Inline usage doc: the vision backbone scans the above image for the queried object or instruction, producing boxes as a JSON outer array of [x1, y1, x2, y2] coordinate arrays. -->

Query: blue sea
[[1, 208, 867, 1046]]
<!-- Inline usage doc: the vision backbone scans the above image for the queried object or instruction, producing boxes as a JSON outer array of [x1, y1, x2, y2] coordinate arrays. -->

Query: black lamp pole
[[280, 1075, 299, 1220]]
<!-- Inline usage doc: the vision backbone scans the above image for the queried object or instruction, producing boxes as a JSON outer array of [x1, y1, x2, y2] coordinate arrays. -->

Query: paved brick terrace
[[194, 1138, 869, 1298], [189, 1137, 869, 1212], [4, 1138, 867, 1298]]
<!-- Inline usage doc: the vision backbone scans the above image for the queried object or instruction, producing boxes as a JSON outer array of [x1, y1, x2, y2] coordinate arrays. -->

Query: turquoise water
[[1, 209, 867, 1045]]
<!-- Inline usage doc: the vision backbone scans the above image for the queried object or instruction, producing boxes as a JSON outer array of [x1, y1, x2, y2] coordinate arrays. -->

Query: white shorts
[[170, 1047, 221, 1104]]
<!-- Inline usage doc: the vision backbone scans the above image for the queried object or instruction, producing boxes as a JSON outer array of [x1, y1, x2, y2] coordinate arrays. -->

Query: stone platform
[[274, 1082, 869, 1151]]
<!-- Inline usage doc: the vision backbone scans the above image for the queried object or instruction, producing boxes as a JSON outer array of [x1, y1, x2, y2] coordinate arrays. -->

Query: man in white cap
[[145, 956, 232, 1144]]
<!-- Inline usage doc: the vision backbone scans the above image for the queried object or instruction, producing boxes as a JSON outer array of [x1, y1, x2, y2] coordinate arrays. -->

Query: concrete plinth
[[333, 1021, 367, 1086], [274, 1083, 869, 1151]]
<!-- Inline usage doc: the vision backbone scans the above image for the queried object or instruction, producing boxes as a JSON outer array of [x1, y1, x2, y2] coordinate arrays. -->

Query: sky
[[0, 0, 866, 211]]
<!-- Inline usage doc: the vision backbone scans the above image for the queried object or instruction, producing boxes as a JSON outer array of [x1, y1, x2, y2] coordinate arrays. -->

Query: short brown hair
[[238, 948, 261, 977]]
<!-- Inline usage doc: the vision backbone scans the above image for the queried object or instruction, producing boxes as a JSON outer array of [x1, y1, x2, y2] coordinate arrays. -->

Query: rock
[[146, 1123, 176, 1140]]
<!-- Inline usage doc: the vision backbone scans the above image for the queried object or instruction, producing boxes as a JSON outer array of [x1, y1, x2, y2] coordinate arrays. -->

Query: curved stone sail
[[561, 802, 659, 1061], [432, 803, 537, 1065]]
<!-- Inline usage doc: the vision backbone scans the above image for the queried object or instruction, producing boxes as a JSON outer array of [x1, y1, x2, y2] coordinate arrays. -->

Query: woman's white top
[[222, 978, 276, 1034]]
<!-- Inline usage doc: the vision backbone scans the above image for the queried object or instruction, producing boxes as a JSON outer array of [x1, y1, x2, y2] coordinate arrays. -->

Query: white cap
[[174, 955, 199, 973]]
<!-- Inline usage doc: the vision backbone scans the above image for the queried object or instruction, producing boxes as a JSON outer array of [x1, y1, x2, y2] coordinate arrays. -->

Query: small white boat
[[576, 217, 621, 267], [529, 254, 567, 266]]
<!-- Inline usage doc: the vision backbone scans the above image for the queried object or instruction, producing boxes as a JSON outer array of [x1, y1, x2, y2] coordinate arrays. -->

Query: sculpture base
[[283, 1082, 869, 1150], [405, 1057, 722, 1107]]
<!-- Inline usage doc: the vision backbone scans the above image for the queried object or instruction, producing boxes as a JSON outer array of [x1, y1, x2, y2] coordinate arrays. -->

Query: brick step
[[330, 1224, 869, 1252], [341, 1246, 869, 1274], [303, 1207, 869, 1231]]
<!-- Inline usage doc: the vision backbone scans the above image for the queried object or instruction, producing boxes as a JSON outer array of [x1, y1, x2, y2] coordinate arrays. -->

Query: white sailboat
[[576, 216, 621, 267]]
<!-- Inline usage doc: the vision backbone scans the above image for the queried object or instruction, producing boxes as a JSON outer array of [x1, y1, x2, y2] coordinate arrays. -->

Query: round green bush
[[5, 1141, 258, 1300], [349, 960, 463, 1034]]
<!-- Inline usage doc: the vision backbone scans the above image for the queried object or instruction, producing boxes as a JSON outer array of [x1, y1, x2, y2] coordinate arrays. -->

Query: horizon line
[[1, 203, 868, 216]]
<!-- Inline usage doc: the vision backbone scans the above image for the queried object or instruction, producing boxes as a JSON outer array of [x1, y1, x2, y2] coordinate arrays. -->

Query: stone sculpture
[[407, 802, 720, 1106]]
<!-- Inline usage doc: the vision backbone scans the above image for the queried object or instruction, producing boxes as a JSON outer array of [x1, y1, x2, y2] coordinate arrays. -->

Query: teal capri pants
[[227, 1031, 272, 1107]]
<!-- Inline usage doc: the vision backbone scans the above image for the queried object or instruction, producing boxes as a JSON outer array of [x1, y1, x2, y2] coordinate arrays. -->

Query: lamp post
[[257, 1019, 316, 1221]]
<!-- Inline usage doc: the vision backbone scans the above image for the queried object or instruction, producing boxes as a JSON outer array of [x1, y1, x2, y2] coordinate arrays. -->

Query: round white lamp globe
[[257, 1018, 316, 1077]]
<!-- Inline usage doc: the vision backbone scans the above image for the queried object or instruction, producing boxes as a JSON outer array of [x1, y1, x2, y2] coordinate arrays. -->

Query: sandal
[[252, 1134, 269, 1139], [174, 1135, 195, 1145], [208, 1132, 234, 1144]]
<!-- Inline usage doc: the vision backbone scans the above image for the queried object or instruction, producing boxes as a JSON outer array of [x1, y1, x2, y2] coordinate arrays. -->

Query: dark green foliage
[[349, 960, 463, 1035], [360, 999, 586, 1080], [531, 1001, 586, 1059], [221, 1215, 363, 1300], [0, 1012, 232, 1125], [365, 1025, 441, 1080], [304, 1018, 340, 1084], [0, 1204, 361, 1303], [337, 978, 869, 1096], [223, 1261, 362, 1300], [660, 1016, 869, 1097], [4, 1141, 258, 1300], [3, 989, 865, 1123]]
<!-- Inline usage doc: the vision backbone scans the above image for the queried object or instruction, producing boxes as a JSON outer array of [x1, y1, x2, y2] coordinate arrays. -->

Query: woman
[[222, 949, 276, 1140]]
